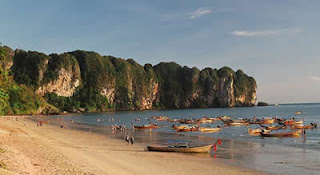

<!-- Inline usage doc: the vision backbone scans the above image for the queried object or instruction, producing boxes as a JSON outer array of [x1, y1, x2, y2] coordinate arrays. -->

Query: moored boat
[[283, 119, 303, 126], [197, 117, 217, 123], [265, 125, 287, 130], [291, 125, 315, 129], [199, 127, 222, 133], [178, 119, 199, 124], [134, 124, 159, 129], [176, 127, 199, 132], [219, 116, 231, 121], [248, 128, 271, 135], [249, 117, 275, 125], [222, 119, 249, 126], [261, 129, 302, 137], [152, 116, 169, 121], [172, 124, 188, 130]]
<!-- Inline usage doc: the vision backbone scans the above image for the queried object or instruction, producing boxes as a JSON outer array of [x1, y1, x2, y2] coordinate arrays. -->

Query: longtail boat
[[222, 119, 249, 126], [265, 125, 287, 130], [283, 119, 303, 126], [172, 125, 188, 130], [146, 142, 213, 153], [199, 127, 222, 133], [198, 117, 217, 123], [168, 119, 179, 122], [134, 125, 159, 129], [261, 129, 302, 137], [291, 125, 315, 129], [176, 127, 199, 132], [152, 116, 169, 121], [219, 116, 231, 121], [249, 118, 275, 125], [178, 119, 199, 124], [248, 128, 271, 136]]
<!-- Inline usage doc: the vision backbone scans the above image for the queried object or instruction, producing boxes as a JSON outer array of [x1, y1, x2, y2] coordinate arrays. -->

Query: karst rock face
[[0, 45, 257, 113]]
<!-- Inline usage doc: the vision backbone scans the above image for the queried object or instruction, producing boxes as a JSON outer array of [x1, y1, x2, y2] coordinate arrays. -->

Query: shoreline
[[0, 115, 262, 175]]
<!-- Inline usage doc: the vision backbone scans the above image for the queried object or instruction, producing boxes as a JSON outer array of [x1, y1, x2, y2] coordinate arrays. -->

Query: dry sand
[[0, 116, 264, 175]]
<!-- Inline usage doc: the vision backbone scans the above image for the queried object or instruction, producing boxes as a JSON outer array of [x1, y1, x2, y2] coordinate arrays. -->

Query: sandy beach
[[0, 116, 263, 175]]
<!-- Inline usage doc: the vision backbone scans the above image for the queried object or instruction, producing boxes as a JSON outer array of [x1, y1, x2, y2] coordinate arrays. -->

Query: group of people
[[112, 124, 127, 132], [310, 122, 318, 128]]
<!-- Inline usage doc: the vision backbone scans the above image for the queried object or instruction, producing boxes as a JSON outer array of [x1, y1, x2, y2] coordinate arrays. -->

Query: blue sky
[[1, 0, 320, 103]]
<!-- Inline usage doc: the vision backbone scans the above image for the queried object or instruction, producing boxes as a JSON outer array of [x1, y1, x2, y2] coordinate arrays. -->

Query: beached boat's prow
[[146, 144, 213, 153]]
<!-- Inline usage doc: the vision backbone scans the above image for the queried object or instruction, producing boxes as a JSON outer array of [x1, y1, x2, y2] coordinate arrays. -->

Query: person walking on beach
[[130, 136, 134, 145], [125, 134, 134, 145]]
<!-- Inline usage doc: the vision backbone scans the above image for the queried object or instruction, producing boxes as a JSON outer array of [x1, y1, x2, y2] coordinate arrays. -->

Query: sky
[[1, 0, 320, 104]]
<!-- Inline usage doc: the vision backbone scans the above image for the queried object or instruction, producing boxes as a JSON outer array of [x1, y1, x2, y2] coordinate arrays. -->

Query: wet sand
[[0, 116, 262, 175]]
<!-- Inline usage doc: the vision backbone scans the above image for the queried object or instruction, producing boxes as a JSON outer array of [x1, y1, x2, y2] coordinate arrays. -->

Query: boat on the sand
[[146, 143, 213, 153]]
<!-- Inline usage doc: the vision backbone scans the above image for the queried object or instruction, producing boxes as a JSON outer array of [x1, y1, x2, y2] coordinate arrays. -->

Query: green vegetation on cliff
[[0, 45, 257, 114], [0, 47, 58, 114]]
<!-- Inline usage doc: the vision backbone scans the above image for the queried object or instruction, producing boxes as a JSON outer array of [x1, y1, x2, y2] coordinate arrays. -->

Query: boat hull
[[134, 126, 159, 129], [261, 130, 302, 137], [199, 128, 221, 133], [146, 145, 213, 153]]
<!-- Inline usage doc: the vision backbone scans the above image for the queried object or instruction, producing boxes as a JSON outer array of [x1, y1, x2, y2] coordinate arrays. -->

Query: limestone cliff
[[37, 54, 81, 97], [0, 45, 257, 114]]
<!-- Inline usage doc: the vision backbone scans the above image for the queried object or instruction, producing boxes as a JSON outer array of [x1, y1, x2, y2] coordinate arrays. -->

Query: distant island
[[0, 45, 257, 114]]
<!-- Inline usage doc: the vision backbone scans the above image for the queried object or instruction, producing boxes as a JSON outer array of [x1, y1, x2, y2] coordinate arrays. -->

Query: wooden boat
[[134, 125, 159, 129], [172, 125, 188, 130], [250, 118, 275, 125], [291, 125, 315, 129], [168, 119, 179, 122], [248, 128, 271, 136], [265, 125, 287, 130], [261, 130, 302, 137], [199, 127, 222, 133], [178, 119, 199, 124], [219, 116, 231, 121], [283, 119, 303, 126], [223, 119, 249, 126], [147, 144, 213, 153], [176, 127, 199, 132], [198, 117, 216, 123], [152, 116, 169, 121]]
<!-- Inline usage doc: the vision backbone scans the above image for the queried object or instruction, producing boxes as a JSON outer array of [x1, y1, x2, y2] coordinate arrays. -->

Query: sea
[[49, 103, 320, 175]]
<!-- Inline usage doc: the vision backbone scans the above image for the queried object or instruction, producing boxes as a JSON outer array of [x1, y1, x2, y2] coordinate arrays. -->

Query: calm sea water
[[50, 103, 320, 175]]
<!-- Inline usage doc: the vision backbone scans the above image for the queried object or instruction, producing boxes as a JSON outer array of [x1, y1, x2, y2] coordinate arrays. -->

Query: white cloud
[[231, 28, 303, 37], [311, 76, 320, 81], [189, 8, 211, 19], [232, 30, 279, 36]]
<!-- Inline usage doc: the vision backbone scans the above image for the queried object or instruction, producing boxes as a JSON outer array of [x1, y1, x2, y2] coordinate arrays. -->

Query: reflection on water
[[46, 103, 320, 175]]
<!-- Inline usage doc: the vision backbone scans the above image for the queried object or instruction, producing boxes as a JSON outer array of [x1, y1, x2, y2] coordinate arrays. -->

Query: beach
[[0, 116, 262, 175]]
